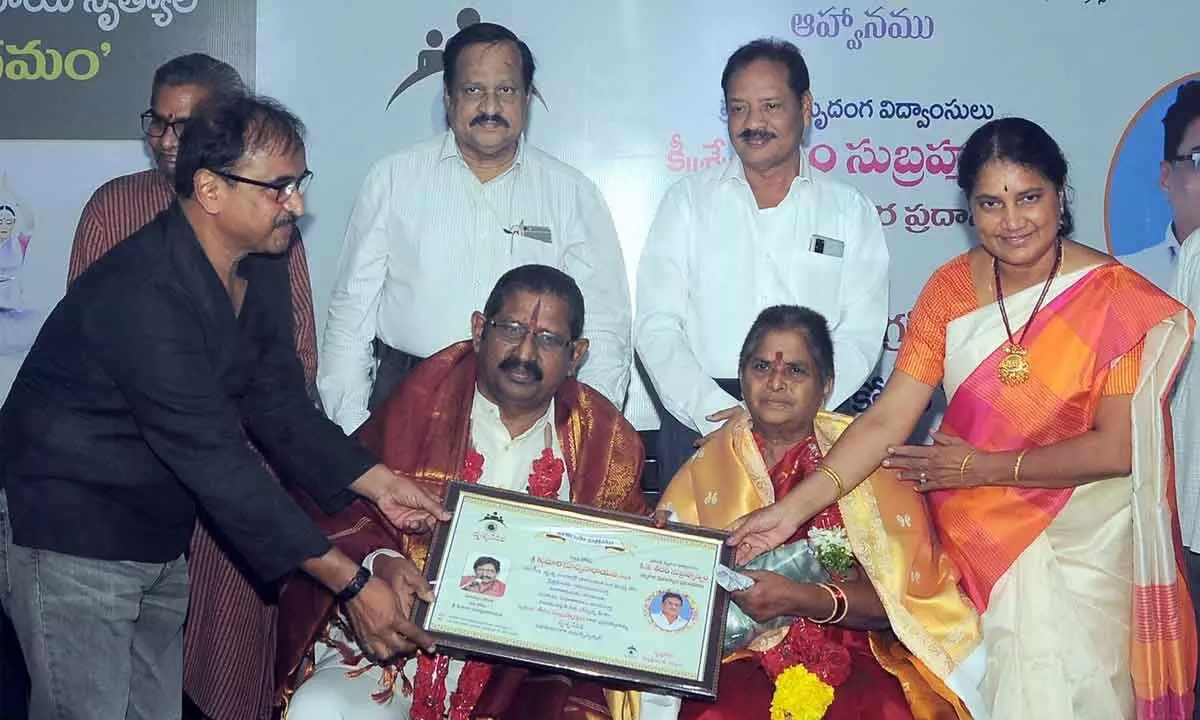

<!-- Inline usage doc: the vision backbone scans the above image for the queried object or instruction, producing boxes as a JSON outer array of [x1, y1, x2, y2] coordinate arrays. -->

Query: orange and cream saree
[[897, 255, 1197, 719]]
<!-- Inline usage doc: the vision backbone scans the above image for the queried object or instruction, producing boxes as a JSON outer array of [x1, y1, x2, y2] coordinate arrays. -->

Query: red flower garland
[[410, 443, 564, 717], [759, 622, 853, 688], [527, 447, 565, 498], [460, 446, 564, 499], [462, 448, 485, 484], [410, 654, 492, 720]]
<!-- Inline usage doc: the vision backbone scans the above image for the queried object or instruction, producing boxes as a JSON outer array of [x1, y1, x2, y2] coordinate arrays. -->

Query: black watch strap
[[334, 565, 371, 605]]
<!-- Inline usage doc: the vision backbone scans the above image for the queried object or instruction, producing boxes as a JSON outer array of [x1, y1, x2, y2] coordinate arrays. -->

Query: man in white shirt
[[649, 592, 692, 632], [1121, 225, 1180, 291], [280, 264, 650, 719], [1159, 84, 1200, 709], [318, 22, 632, 433], [1123, 83, 1200, 292], [635, 39, 889, 481]]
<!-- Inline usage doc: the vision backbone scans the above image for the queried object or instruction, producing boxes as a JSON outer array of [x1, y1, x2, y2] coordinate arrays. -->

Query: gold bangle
[[817, 465, 845, 498], [1013, 449, 1029, 485], [828, 583, 849, 624], [959, 449, 977, 484], [809, 583, 840, 624]]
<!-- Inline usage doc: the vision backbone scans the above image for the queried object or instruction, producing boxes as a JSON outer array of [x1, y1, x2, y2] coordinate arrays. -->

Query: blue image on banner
[[1106, 73, 1200, 258]]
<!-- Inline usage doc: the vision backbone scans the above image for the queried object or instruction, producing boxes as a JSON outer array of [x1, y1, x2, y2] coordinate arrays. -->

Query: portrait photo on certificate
[[413, 482, 733, 698]]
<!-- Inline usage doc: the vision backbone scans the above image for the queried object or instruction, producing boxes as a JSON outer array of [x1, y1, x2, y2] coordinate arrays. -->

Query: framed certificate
[[413, 482, 733, 698]]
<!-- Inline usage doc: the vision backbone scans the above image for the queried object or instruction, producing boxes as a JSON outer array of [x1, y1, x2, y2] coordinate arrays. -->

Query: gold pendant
[[998, 344, 1030, 385]]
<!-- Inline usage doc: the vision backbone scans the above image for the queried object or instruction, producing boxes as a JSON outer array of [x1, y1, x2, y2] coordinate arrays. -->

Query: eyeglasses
[[486, 319, 572, 351], [1171, 150, 1200, 171], [213, 169, 313, 203], [140, 110, 189, 138]]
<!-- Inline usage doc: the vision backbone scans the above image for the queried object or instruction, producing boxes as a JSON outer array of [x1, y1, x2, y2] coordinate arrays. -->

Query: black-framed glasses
[[140, 110, 189, 138], [213, 169, 313, 203], [1171, 150, 1200, 171], [486, 319, 572, 351]]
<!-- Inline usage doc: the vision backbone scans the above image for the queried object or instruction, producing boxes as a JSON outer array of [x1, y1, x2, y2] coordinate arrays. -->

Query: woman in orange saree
[[728, 117, 1197, 719], [619, 306, 975, 720]]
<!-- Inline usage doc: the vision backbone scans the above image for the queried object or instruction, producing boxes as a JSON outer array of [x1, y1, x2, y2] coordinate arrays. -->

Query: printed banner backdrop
[[256, 0, 1198, 430], [0, 0, 1196, 431], [0, 0, 256, 139]]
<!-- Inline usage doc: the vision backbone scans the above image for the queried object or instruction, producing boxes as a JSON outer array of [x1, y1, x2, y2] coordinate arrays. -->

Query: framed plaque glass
[[413, 482, 732, 698]]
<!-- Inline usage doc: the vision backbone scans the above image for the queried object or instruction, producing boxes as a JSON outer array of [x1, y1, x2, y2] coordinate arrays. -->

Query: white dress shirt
[[1121, 224, 1181, 292], [466, 388, 570, 501], [318, 132, 632, 433], [634, 154, 889, 434], [649, 610, 691, 631], [1170, 227, 1200, 550]]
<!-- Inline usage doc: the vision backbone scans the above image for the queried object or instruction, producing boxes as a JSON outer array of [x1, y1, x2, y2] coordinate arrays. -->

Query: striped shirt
[[318, 131, 633, 433], [69, 169, 318, 386], [1170, 227, 1200, 550]]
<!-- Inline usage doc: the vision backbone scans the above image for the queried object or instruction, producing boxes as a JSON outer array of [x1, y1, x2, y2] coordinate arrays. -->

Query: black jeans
[[0, 607, 29, 719]]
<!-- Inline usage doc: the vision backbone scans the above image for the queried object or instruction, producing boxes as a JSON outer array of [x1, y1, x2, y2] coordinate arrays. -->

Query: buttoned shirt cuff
[[693, 388, 742, 436], [327, 400, 371, 436], [362, 547, 405, 572]]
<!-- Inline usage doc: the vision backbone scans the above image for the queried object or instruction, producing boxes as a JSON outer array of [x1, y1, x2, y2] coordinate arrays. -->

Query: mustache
[[737, 128, 777, 142], [272, 214, 297, 229], [470, 113, 509, 127], [498, 356, 543, 381]]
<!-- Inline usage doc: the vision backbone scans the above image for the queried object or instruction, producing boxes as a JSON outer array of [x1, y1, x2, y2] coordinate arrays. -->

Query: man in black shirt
[[0, 95, 445, 720]]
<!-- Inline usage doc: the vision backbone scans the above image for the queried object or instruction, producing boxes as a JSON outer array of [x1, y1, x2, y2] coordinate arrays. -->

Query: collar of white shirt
[[469, 386, 570, 498], [718, 148, 814, 190], [1167, 223, 1185, 257], [470, 386, 553, 442], [438, 130, 527, 174]]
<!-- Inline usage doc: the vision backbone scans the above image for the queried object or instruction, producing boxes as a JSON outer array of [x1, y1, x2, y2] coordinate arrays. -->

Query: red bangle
[[828, 583, 849, 624]]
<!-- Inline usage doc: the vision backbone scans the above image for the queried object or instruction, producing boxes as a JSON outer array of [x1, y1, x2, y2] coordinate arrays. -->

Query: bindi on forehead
[[527, 298, 542, 328]]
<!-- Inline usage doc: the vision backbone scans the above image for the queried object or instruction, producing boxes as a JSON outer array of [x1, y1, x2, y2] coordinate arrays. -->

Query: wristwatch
[[334, 565, 372, 605]]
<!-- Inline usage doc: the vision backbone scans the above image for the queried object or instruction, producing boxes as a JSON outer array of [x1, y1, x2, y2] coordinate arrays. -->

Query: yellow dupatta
[[607, 411, 981, 719]]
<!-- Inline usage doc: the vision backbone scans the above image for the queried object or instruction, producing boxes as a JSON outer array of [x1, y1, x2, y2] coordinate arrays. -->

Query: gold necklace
[[993, 241, 1063, 385]]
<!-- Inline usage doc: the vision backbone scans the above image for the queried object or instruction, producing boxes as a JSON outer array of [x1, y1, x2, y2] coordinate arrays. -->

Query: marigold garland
[[770, 663, 835, 720]]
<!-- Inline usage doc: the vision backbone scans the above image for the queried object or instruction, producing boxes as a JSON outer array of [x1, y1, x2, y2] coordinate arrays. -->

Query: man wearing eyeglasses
[[277, 264, 649, 719], [69, 54, 319, 397], [318, 22, 632, 436], [1155, 81, 1200, 711], [1121, 82, 1200, 293], [65, 54, 327, 720], [0, 95, 452, 720]]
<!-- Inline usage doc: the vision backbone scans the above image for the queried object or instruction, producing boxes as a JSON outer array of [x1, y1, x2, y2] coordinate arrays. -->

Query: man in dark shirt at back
[[0, 94, 447, 720]]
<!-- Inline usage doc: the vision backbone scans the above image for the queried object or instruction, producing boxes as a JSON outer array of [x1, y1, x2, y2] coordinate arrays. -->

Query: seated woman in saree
[[649, 305, 974, 720], [728, 117, 1197, 719]]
